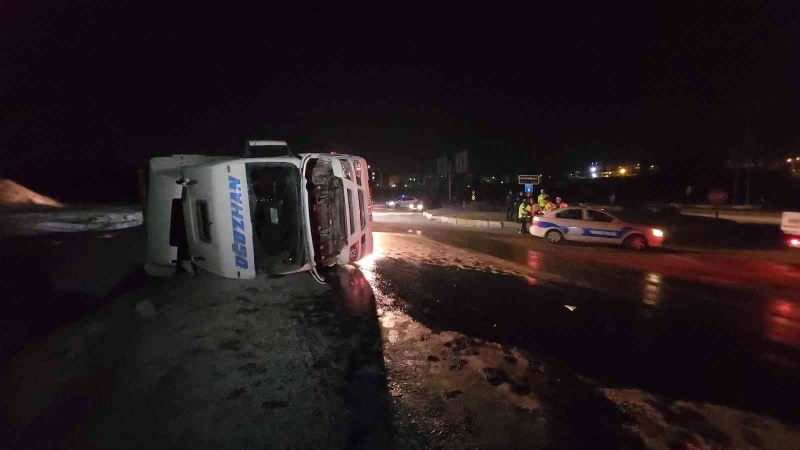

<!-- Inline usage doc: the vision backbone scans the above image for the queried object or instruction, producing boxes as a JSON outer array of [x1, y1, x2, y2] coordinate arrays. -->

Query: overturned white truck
[[144, 143, 373, 283]]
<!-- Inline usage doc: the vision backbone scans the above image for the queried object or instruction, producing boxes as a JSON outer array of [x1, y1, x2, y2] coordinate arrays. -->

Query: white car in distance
[[386, 195, 423, 211]]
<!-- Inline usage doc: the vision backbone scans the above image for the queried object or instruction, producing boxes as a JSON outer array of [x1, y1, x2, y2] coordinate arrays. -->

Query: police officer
[[504, 191, 514, 220], [537, 189, 547, 209], [511, 192, 524, 221], [518, 197, 532, 234]]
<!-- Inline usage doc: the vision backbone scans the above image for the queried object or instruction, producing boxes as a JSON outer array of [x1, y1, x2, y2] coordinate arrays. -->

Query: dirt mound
[[0, 179, 62, 207]]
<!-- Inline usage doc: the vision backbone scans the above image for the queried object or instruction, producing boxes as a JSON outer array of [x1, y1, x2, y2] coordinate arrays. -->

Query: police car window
[[555, 209, 582, 220], [587, 210, 614, 222]]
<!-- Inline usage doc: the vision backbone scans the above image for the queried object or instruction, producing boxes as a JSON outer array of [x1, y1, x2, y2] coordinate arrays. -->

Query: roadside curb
[[423, 211, 517, 229]]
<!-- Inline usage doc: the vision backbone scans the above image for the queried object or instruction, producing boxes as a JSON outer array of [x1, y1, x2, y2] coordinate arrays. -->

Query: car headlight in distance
[[651, 228, 664, 238]]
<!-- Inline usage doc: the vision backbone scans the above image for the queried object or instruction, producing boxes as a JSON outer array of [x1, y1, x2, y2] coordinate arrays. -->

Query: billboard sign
[[518, 174, 541, 185]]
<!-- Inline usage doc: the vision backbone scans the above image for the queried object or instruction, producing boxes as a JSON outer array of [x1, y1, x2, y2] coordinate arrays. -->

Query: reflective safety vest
[[537, 194, 547, 207], [518, 203, 531, 219]]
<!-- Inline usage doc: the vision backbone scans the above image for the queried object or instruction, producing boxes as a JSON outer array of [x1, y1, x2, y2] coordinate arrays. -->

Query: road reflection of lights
[[329, 265, 374, 316], [357, 251, 378, 272], [764, 298, 800, 350], [526, 250, 541, 285], [356, 233, 383, 273], [643, 272, 662, 307], [527, 250, 541, 271]]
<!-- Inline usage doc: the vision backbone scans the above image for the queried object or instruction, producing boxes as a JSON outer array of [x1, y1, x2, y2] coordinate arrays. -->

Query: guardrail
[[422, 211, 516, 229]]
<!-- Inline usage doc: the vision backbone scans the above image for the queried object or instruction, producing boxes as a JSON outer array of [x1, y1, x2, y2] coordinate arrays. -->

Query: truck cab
[[144, 151, 373, 282]]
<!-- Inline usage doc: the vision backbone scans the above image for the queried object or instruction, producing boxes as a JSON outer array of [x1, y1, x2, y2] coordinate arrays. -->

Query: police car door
[[582, 209, 625, 243], [552, 208, 586, 241]]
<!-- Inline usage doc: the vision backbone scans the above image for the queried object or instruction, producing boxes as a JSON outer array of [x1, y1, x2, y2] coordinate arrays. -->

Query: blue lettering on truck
[[229, 176, 248, 269]]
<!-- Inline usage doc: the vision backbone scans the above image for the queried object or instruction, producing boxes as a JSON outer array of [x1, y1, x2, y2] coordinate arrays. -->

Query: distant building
[[386, 173, 425, 189], [572, 161, 644, 179]]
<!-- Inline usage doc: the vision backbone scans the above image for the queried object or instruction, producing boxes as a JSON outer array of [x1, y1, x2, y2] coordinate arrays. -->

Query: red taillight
[[789, 238, 800, 248], [350, 242, 360, 261]]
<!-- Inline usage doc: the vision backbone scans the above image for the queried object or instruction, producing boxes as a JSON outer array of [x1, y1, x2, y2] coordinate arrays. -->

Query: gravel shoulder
[[1, 268, 395, 449]]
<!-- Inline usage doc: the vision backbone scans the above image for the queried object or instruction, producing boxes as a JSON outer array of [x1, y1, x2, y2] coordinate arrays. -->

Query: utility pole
[[448, 164, 452, 202]]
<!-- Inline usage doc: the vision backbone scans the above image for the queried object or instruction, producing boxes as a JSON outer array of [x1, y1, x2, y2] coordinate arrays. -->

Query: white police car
[[530, 207, 664, 250]]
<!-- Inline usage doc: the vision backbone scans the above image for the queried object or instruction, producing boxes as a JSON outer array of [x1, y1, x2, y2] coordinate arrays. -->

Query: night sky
[[2, 1, 799, 197]]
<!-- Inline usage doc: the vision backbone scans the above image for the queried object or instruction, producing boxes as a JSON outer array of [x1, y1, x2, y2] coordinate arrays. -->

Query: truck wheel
[[545, 229, 563, 244], [623, 234, 648, 250]]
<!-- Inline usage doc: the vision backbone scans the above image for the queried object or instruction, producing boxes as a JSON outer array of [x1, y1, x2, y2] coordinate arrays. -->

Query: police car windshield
[[245, 163, 306, 273]]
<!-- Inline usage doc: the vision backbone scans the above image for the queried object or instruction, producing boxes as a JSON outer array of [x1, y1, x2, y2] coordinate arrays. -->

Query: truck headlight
[[651, 228, 664, 238]]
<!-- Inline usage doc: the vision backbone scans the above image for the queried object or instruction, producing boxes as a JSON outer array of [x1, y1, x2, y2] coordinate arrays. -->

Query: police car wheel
[[623, 234, 647, 250], [545, 229, 563, 244]]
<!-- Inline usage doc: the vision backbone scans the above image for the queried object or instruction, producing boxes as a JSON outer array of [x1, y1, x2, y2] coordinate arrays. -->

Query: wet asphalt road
[[4, 207, 799, 448], [370, 208, 800, 425]]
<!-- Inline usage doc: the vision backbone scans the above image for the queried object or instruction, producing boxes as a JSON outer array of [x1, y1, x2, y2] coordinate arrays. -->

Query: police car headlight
[[387, 201, 395, 206], [417, 203, 424, 210], [651, 228, 664, 238], [533, 216, 540, 222], [408, 203, 416, 209]]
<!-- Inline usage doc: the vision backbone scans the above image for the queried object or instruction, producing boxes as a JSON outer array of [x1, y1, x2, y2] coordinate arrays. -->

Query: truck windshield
[[245, 163, 306, 273]]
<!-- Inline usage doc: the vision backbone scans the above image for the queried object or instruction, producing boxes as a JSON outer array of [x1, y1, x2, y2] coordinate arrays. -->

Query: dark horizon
[[2, 1, 799, 195]]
